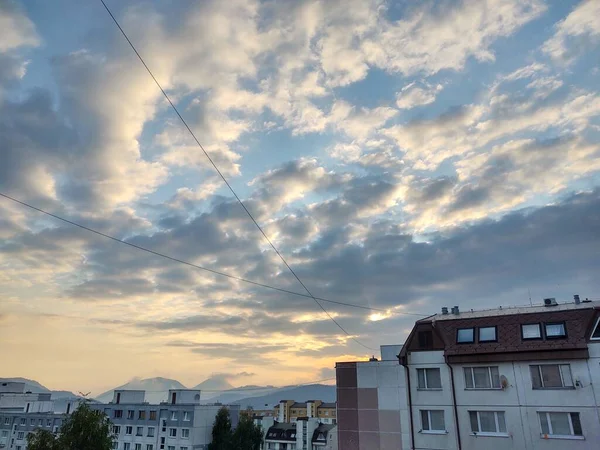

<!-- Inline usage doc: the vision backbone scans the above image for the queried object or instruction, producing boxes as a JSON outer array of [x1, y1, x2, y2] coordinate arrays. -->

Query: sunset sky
[[1, 0, 599, 395]]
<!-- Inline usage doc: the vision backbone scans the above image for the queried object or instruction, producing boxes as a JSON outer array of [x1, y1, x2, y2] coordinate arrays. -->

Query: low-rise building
[[259, 417, 338, 450]]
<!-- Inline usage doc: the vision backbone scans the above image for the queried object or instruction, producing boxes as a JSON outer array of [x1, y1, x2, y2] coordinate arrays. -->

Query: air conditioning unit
[[543, 298, 557, 307]]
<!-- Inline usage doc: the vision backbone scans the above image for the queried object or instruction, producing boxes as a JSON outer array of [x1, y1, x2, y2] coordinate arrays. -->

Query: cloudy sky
[[1, 0, 599, 395]]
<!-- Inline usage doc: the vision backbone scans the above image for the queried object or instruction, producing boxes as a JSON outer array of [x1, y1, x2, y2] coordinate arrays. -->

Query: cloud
[[396, 82, 443, 109], [543, 0, 600, 62], [0, 1, 39, 52]]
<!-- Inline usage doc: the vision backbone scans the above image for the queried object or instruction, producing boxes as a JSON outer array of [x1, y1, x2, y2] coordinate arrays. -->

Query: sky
[[0, 0, 599, 395]]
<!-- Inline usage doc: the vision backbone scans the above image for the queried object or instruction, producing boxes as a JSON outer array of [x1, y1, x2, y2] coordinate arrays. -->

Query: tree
[[57, 402, 114, 450], [26, 429, 59, 450], [208, 407, 232, 450], [230, 413, 263, 450]]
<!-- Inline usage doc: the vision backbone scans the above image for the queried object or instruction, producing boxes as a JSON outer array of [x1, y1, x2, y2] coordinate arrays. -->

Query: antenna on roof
[[528, 288, 532, 307]]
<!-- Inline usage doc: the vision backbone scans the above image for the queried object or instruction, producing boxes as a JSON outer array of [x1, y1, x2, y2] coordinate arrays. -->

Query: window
[[417, 368, 442, 389], [469, 411, 507, 435], [4, 417, 10, 425], [139, 410, 146, 420], [169, 428, 177, 437], [457, 328, 474, 343], [147, 446, 154, 450], [39, 419, 43, 426], [545, 322, 566, 338], [170, 412, 177, 421], [522, 323, 542, 340], [148, 427, 155, 437], [150, 411, 157, 420], [114, 410, 123, 419], [17, 432, 24, 440], [591, 317, 600, 340], [135, 445, 142, 450], [420, 410, 445, 432], [181, 429, 189, 439], [539, 412, 582, 438], [1, 430, 8, 437], [183, 411, 190, 421], [112, 442, 118, 450], [180, 448, 188, 450], [30, 419, 35, 425], [168, 447, 175, 450], [124, 444, 130, 450], [136, 426, 143, 436], [530, 364, 573, 389], [47, 419, 52, 427], [418, 331, 433, 349], [127, 410, 134, 420], [479, 326, 497, 342], [464, 366, 501, 389], [112, 425, 121, 434], [20, 418, 26, 425], [125, 426, 133, 435]]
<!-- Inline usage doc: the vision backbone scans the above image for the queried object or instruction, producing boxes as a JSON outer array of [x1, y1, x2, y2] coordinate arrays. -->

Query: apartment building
[[336, 298, 600, 450], [90, 389, 240, 450], [257, 416, 338, 450], [272, 400, 337, 425], [0, 386, 239, 450]]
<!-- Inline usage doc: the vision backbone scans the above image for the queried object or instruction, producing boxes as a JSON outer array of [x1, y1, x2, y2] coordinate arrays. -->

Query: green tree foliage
[[26, 429, 59, 450], [209, 407, 263, 450], [26, 403, 114, 450], [231, 413, 263, 450], [208, 407, 232, 450]]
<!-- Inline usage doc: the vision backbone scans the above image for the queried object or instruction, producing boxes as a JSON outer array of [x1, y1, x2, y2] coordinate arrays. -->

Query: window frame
[[181, 428, 190, 439], [183, 411, 190, 421], [416, 368, 442, 390], [464, 366, 502, 390], [591, 316, 600, 341], [521, 323, 542, 340], [469, 411, 508, 437], [169, 428, 177, 437], [457, 328, 475, 344], [420, 409, 446, 434], [538, 412, 583, 439], [478, 326, 498, 343], [530, 364, 574, 389], [544, 322, 567, 339]]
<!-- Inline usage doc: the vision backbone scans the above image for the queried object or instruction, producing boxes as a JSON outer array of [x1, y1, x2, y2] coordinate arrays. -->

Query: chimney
[[451, 306, 460, 315], [574, 294, 580, 305], [441, 307, 449, 315]]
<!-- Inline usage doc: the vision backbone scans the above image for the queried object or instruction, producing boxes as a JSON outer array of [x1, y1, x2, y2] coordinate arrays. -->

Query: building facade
[[336, 299, 600, 450], [0, 385, 239, 450], [257, 416, 337, 450]]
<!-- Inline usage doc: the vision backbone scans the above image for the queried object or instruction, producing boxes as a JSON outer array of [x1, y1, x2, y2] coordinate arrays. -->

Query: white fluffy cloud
[[396, 82, 443, 109]]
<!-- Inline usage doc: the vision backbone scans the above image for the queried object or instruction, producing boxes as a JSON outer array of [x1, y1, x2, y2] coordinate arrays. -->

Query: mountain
[[0, 378, 78, 399], [203, 385, 277, 404], [219, 384, 336, 410], [94, 377, 186, 404], [192, 376, 234, 392]]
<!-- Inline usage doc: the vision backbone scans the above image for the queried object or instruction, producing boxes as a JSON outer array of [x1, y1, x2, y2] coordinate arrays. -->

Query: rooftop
[[424, 300, 599, 322]]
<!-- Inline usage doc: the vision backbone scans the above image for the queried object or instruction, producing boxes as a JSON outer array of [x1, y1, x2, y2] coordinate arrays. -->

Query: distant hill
[[94, 377, 186, 404], [230, 384, 336, 410], [0, 377, 78, 400], [192, 375, 234, 393]]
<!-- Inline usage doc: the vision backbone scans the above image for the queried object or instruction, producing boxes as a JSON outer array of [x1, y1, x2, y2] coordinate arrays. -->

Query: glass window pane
[[570, 413, 582, 436], [541, 365, 562, 388], [530, 366, 542, 388], [457, 328, 474, 343], [421, 410, 430, 430], [539, 413, 550, 434], [490, 367, 500, 388], [496, 412, 506, 433], [426, 369, 441, 389], [546, 323, 565, 337], [473, 368, 491, 388], [469, 412, 479, 432], [479, 412, 496, 432], [464, 368, 474, 389], [522, 324, 541, 339], [592, 319, 600, 339], [417, 369, 426, 389], [431, 411, 445, 431], [479, 327, 496, 342], [549, 413, 571, 435], [559, 365, 573, 387]]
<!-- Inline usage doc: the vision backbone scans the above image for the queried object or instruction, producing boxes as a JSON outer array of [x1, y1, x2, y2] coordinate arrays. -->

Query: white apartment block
[[337, 298, 600, 450], [255, 416, 337, 450]]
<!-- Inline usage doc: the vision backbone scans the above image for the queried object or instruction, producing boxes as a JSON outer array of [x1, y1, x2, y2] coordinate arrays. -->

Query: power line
[[0, 192, 431, 317], [97, 0, 385, 350]]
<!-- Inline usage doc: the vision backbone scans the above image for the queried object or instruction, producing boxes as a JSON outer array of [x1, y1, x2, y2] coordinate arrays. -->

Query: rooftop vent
[[543, 298, 557, 307], [574, 294, 580, 305], [582, 297, 592, 303], [369, 356, 378, 362], [451, 306, 460, 315], [441, 307, 449, 315]]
